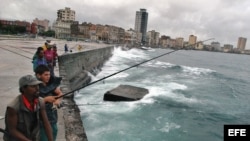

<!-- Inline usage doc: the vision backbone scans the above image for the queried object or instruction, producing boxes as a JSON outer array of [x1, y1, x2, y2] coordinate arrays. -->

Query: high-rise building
[[188, 35, 197, 48], [134, 9, 148, 44], [237, 37, 247, 50], [57, 7, 75, 22]]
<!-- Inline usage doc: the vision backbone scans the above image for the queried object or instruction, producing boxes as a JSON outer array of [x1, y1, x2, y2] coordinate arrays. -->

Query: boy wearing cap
[[3, 75, 53, 141]]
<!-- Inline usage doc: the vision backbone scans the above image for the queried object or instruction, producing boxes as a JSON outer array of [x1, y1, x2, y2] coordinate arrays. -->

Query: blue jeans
[[40, 123, 58, 141]]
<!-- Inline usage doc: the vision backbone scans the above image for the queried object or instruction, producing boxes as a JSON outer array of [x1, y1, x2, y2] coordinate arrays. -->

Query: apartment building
[[53, 7, 75, 39], [147, 30, 160, 47], [188, 35, 197, 48], [57, 7, 75, 22], [159, 36, 171, 48], [176, 37, 184, 48], [237, 37, 247, 50], [33, 18, 49, 32], [53, 20, 72, 39]]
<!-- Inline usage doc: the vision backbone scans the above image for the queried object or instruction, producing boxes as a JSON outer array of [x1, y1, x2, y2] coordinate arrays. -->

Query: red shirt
[[44, 50, 54, 62], [22, 95, 38, 111]]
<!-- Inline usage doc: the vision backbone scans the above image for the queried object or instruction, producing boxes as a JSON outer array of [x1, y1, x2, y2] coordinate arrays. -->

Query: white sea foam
[[182, 66, 215, 75], [87, 71, 98, 81], [113, 47, 148, 60], [95, 47, 148, 79], [141, 83, 200, 104], [143, 60, 174, 68], [158, 122, 181, 133]]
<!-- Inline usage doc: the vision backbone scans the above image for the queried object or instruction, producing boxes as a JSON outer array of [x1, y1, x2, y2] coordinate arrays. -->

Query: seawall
[[58, 46, 114, 141]]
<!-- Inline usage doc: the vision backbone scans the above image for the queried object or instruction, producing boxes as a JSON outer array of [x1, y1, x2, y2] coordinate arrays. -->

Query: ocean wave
[[182, 66, 215, 75], [210, 72, 248, 84], [142, 60, 215, 77], [114, 46, 149, 60], [143, 60, 175, 68], [141, 83, 200, 108]]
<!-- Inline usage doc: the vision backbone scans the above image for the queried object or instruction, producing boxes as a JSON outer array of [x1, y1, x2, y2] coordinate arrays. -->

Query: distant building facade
[[53, 21, 72, 39], [33, 18, 49, 32], [125, 29, 136, 45], [237, 37, 247, 50], [188, 35, 197, 48], [0, 19, 31, 33], [30, 23, 38, 34], [223, 44, 233, 52], [195, 42, 204, 50], [57, 7, 75, 22], [53, 7, 75, 39], [89, 24, 97, 41], [159, 36, 171, 48], [134, 9, 148, 44], [147, 30, 160, 47], [211, 41, 221, 51], [175, 37, 184, 48]]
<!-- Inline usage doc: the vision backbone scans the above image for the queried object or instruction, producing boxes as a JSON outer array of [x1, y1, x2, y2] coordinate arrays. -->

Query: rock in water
[[103, 85, 149, 101]]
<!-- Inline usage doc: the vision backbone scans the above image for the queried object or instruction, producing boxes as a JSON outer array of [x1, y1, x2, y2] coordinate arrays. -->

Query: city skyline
[[1, 0, 250, 49]]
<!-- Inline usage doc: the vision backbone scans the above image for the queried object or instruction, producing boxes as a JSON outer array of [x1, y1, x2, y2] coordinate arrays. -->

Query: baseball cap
[[19, 75, 42, 88]]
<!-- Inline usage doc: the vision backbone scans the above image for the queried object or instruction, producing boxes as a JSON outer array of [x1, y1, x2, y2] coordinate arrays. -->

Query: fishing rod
[[64, 103, 106, 106], [0, 116, 6, 134], [56, 38, 214, 99]]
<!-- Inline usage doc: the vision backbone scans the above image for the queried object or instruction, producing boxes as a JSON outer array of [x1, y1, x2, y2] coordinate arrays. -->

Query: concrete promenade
[[0, 38, 110, 141]]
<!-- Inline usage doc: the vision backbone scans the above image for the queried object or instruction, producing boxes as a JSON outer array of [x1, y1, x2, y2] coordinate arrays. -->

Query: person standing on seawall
[[35, 65, 63, 141], [52, 44, 58, 67], [44, 45, 55, 76], [64, 44, 68, 53], [3, 75, 53, 141]]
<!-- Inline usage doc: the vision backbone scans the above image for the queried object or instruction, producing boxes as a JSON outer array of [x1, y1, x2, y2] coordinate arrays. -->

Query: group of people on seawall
[[1, 40, 64, 141]]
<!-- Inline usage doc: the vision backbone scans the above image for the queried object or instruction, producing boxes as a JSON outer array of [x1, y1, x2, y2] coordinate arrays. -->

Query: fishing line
[[0, 46, 32, 59]]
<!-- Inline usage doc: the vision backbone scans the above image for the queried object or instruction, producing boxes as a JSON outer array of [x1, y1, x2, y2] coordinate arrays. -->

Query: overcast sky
[[1, 0, 250, 49]]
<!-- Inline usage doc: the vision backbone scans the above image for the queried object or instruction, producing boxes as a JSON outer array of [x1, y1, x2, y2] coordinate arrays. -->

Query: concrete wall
[[58, 46, 114, 94], [58, 46, 114, 141]]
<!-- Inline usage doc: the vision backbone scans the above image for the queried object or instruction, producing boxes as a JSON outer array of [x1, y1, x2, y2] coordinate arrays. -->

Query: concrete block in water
[[103, 85, 149, 101]]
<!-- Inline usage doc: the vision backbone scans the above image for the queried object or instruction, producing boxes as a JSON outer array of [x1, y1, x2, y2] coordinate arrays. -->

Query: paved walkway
[[0, 38, 110, 141]]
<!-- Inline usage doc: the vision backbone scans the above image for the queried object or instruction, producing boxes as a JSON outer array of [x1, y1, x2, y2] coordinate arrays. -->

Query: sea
[[74, 47, 250, 141]]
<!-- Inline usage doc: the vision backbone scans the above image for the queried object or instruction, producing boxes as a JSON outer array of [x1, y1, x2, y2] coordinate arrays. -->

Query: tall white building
[[53, 7, 75, 39], [134, 9, 148, 44], [57, 7, 75, 22]]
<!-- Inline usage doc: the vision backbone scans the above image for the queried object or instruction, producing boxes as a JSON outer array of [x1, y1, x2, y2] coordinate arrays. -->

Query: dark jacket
[[4, 95, 43, 141], [39, 76, 62, 125]]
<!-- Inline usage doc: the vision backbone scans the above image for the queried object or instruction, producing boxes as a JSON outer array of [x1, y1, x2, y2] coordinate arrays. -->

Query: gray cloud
[[1, 0, 250, 48]]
